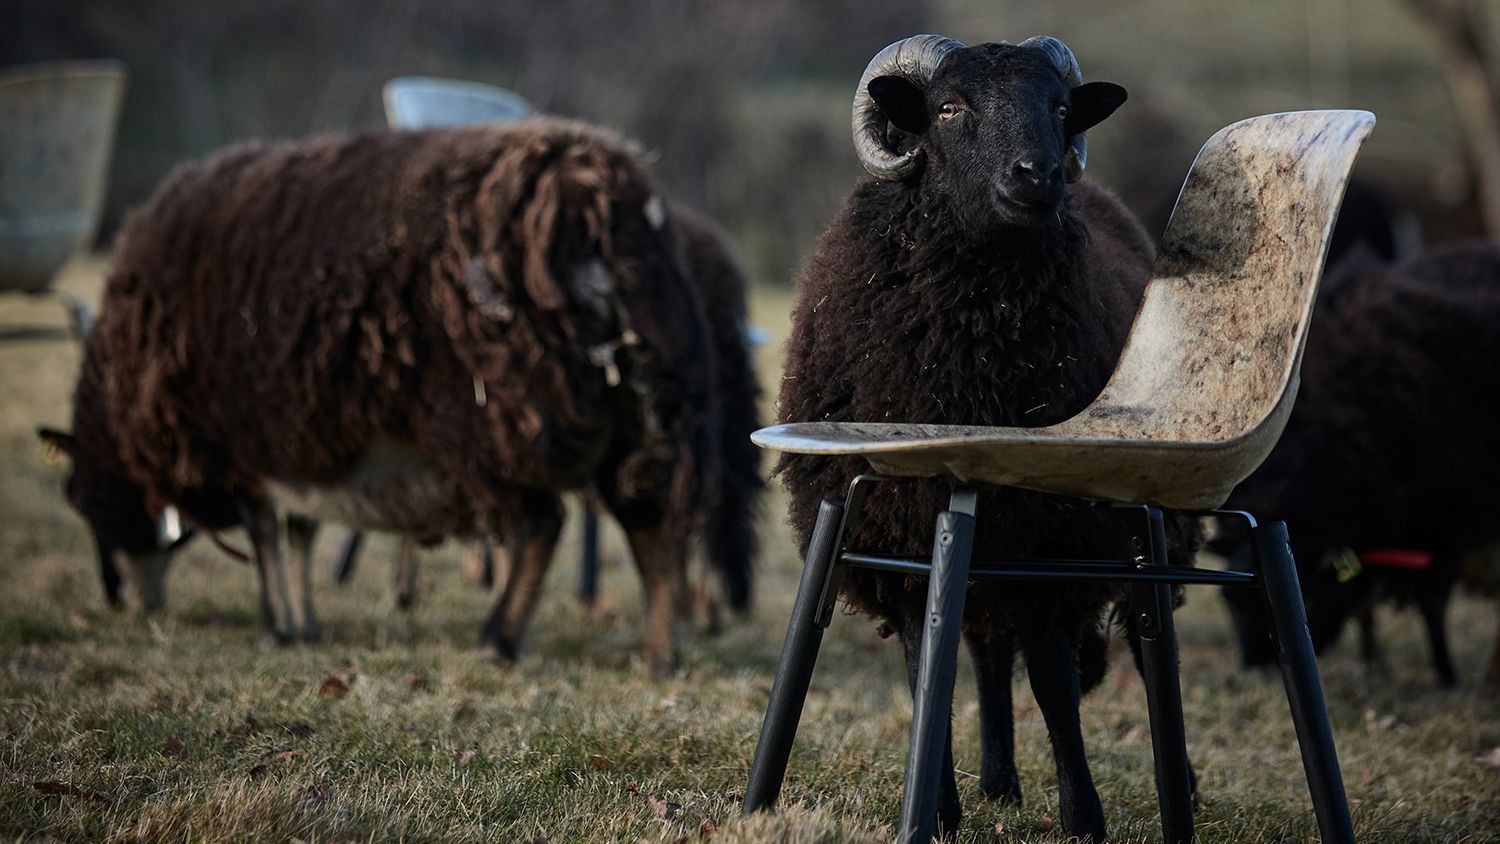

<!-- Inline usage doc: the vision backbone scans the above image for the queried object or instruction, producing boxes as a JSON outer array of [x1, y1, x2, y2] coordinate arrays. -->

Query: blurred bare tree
[[1401, 0, 1500, 236]]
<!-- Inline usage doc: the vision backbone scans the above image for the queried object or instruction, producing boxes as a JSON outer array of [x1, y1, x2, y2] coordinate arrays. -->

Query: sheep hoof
[[980, 781, 1022, 806], [645, 652, 680, 679], [395, 592, 417, 611], [299, 623, 323, 643], [479, 639, 518, 664], [258, 630, 295, 649]]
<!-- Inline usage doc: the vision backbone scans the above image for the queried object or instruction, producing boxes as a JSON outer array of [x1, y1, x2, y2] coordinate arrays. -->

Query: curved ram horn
[[1018, 35, 1089, 183], [852, 34, 965, 181]]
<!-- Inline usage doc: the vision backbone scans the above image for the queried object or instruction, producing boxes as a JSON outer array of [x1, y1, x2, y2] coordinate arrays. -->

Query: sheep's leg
[[462, 542, 500, 588], [393, 536, 419, 609], [1356, 607, 1392, 677], [94, 536, 124, 608], [1417, 575, 1459, 688], [489, 542, 509, 589], [479, 494, 564, 662], [692, 563, 723, 635], [578, 508, 601, 607], [284, 513, 321, 641], [1022, 626, 1107, 843], [1485, 613, 1500, 687], [966, 629, 1021, 805], [623, 522, 689, 676], [237, 497, 295, 644], [331, 530, 363, 584]]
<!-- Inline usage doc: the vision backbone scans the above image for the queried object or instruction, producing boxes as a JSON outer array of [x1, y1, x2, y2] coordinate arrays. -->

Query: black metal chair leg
[[1252, 521, 1356, 844], [897, 490, 976, 844], [578, 509, 600, 606], [744, 499, 846, 814], [1134, 507, 1195, 844]]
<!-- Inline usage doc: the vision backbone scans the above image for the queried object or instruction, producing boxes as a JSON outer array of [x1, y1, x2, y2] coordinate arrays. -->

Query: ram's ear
[[37, 427, 77, 461], [1065, 81, 1128, 135], [869, 75, 929, 135]]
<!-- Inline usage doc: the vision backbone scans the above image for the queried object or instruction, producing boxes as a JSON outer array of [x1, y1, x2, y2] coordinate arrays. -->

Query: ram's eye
[[1057, 104, 1069, 121], [939, 102, 961, 120]]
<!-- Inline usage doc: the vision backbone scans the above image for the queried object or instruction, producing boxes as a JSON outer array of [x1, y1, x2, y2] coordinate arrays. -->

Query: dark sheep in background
[[41, 118, 720, 673], [777, 35, 1186, 841], [671, 203, 763, 613], [1221, 240, 1500, 688]]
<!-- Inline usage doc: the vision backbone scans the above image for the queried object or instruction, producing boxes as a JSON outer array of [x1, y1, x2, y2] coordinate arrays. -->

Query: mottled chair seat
[[745, 110, 1374, 844]]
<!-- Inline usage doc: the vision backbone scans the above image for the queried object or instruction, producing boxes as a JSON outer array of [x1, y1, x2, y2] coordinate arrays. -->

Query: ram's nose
[[1012, 157, 1061, 189]]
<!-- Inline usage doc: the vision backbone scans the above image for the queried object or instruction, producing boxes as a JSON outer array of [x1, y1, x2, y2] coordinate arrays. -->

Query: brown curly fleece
[[776, 178, 1166, 635], [73, 117, 718, 548]]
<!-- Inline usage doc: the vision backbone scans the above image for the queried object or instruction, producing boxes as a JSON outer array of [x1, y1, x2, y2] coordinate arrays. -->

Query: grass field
[[2, 259, 1498, 842]]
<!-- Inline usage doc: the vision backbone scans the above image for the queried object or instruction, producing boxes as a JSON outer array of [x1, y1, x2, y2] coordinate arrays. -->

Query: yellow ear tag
[[40, 441, 63, 467], [1332, 548, 1363, 583]]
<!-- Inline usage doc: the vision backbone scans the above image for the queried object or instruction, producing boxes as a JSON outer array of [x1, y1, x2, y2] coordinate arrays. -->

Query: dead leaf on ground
[[1039, 815, 1055, 831], [625, 783, 680, 822], [1474, 746, 1500, 769], [32, 781, 113, 803], [247, 763, 269, 780], [994, 819, 1013, 835], [698, 817, 719, 836], [646, 793, 679, 821], [319, 675, 351, 698], [161, 736, 186, 758], [407, 674, 427, 690], [587, 754, 613, 771], [454, 748, 476, 765], [272, 749, 306, 762]]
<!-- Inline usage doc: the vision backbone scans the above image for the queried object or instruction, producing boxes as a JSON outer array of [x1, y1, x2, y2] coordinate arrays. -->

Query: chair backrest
[[0, 60, 126, 294], [1065, 110, 1374, 453], [382, 76, 534, 130]]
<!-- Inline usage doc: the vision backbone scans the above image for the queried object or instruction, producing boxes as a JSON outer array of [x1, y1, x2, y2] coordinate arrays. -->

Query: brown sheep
[[45, 118, 719, 673]]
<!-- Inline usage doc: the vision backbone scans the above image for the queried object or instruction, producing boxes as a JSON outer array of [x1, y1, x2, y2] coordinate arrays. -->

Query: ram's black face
[[869, 43, 1126, 238]]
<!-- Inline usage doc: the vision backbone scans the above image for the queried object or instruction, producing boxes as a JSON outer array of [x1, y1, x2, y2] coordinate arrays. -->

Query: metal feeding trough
[[0, 60, 126, 295]]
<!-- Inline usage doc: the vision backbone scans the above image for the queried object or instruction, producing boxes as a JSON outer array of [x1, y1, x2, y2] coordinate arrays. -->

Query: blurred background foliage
[[3, 0, 1496, 285]]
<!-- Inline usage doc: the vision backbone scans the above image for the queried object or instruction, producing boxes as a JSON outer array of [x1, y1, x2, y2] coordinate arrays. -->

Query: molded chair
[[381, 76, 534, 131], [743, 110, 1375, 844]]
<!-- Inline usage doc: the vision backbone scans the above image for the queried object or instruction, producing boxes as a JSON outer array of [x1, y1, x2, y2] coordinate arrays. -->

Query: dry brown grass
[[0, 259, 1496, 841]]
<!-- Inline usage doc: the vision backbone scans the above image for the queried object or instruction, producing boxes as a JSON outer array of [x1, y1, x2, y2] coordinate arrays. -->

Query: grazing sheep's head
[[38, 427, 177, 612], [853, 35, 1127, 235]]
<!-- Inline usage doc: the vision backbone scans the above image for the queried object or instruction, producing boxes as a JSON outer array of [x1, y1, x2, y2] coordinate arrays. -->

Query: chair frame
[[743, 476, 1354, 844]]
